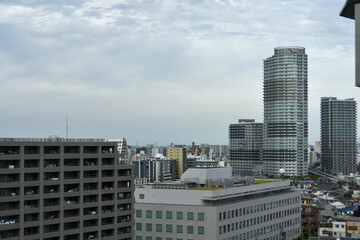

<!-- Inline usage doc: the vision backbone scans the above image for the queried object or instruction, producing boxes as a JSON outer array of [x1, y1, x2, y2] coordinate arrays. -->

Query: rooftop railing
[[0, 137, 105, 142]]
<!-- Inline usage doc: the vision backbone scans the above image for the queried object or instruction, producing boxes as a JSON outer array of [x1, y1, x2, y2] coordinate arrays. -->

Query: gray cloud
[[0, 0, 358, 145]]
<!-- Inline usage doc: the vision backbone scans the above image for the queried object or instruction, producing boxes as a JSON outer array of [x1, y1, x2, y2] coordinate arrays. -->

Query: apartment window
[[177, 211, 183, 220], [166, 224, 173, 233], [156, 211, 162, 219], [156, 224, 162, 232], [146, 223, 152, 231], [198, 212, 204, 221], [166, 211, 173, 219], [187, 212, 194, 220], [176, 225, 183, 233], [198, 226, 204, 235], [136, 210, 142, 218], [187, 226, 194, 234], [146, 210, 152, 218], [136, 223, 142, 231]]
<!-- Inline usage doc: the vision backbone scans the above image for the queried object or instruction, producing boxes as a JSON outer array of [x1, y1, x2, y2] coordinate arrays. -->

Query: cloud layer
[[0, 0, 358, 145]]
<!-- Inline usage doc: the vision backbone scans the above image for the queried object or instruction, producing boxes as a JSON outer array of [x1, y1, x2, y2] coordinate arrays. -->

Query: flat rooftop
[[135, 180, 292, 206], [0, 137, 106, 143]]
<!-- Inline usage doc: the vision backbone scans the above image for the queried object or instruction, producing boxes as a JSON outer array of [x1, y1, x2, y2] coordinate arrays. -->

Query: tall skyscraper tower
[[321, 97, 357, 175], [263, 47, 308, 176], [229, 119, 263, 175]]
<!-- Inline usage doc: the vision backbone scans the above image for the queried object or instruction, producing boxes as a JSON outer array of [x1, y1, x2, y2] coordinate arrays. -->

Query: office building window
[[166, 224, 173, 233], [177, 212, 183, 220], [146, 210, 152, 218], [177, 225, 183, 233], [146, 223, 152, 231], [166, 211, 173, 219], [187, 226, 194, 234], [198, 212, 204, 221], [156, 224, 162, 232], [198, 226, 204, 235], [136, 210, 142, 217], [187, 212, 194, 220], [136, 223, 142, 231], [156, 211, 162, 219]]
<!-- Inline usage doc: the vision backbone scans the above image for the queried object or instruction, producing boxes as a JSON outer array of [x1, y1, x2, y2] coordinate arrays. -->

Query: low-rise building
[[301, 197, 319, 237], [320, 219, 347, 239], [135, 180, 301, 240]]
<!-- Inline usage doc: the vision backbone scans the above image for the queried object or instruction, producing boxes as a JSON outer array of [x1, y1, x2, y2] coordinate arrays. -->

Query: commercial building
[[166, 147, 186, 179], [134, 179, 301, 240], [132, 155, 176, 185], [0, 137, 134, 240], [229, 119, 263, 175], [321, 97, 357, 175], [263, 47, 308, 176]]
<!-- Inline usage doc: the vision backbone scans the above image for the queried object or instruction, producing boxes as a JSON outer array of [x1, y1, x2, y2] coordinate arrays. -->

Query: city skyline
[[0, 0, 359, 145]]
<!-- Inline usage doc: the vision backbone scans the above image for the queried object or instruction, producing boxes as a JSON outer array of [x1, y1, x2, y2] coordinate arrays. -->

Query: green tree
[[302, 227, 310, 240]]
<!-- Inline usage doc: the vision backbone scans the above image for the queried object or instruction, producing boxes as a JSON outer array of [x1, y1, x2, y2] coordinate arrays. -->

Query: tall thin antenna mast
[[66, 114, 69, 139]]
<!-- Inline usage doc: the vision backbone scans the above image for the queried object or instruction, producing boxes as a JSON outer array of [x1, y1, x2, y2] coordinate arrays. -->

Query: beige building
[[167, 148, 186, 179]]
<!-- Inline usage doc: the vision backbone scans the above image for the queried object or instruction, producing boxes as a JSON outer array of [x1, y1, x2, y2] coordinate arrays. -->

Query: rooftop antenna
[[66, 114, 69, 140]]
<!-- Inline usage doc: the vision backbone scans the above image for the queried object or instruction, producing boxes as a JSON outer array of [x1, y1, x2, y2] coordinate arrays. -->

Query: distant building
[[0, 137, 134, 240], [186, 154, 221, 169], [321, 97, 357, 175], [167, 147, 187, 179], [263, 47, 308, 176], [229, 119, 263, 175], [301, 197, 319, 237], [134, 180, 301, 240], [308, 146, 318, 165], [211, 145, 229, 158], [132, 155, 176, 184], [108, 137, 129, 162]]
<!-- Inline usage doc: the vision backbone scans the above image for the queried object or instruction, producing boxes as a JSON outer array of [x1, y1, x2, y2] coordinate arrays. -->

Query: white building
[[134, 180, 301, 240]]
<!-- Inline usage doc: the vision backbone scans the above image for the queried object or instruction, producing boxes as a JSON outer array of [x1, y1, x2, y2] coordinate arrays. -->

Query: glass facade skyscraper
[[263, 47, 308, 176], [321, 97, 357, 175]]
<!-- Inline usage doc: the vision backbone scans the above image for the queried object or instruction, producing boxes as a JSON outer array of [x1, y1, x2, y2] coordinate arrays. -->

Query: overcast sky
[[0, 0, 358, 146]]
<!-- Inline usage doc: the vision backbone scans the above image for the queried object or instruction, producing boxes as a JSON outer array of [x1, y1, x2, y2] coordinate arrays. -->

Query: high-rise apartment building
[[263, 47, 308, 176], [321, 97, 357, 175], [166, 147, 186, 179], [0, 138, 134, 240], [229, 119, 263, 175]]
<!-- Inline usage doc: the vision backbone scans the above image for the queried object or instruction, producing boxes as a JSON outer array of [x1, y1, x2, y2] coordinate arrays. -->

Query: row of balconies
[[0, 221, 132, 239], [0, 146, 116, 156]]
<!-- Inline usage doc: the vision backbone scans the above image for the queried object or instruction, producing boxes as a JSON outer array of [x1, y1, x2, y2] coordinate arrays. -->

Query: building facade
[[0, 138, 134, 240], [321, 97, 357, 175], [166, 148, 186, 179], [229, 119, 263, 175], [263, 46, 308, 176], [133, 157, 176, 185], [134, 180, 301, 240]]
